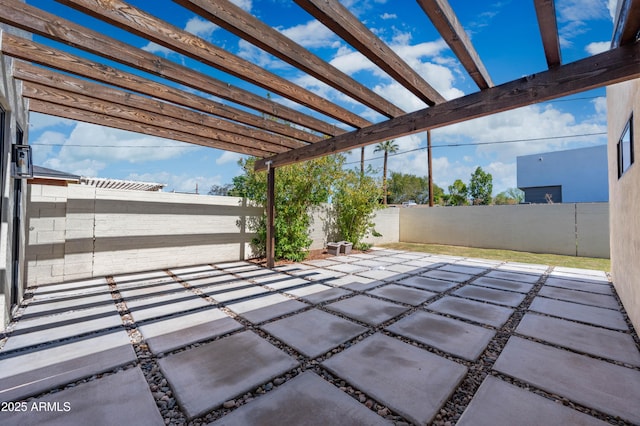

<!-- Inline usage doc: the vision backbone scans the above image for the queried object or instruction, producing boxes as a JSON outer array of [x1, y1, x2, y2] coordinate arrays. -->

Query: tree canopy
[[469, 166, 493, 205]]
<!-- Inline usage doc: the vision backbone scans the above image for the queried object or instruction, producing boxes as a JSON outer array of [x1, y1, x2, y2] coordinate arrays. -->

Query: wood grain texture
[[533, 0, 562, 68]]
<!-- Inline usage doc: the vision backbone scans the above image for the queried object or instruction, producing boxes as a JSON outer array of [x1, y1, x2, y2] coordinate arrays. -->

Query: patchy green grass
[[379, 242, 610, 271]]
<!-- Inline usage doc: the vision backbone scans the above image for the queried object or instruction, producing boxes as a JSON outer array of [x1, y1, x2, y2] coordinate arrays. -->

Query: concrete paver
[[324, 275, 379, 291], [159, 331, 298, 419], [290, 268, 346, 281], [127, 293, 211, 322], [31, 277, 107, 293], [200, 280, 269, 303], [10, 303, 118, 331], [323, 333, 467, 425], [367, 284, 436, 306], [119, 282, 187, 300], [284, 284, 351, 303], [0, 367, 163, 426], [326, 262, 370, 274], [438, 264, 487, 275], [397, 276, 458, 292], [212, 371, 390, 426], [226, 293, 307, 324], [529, 297, 628, 330], [356, 268, 406, 281], [387, 311, 495, 361], [428, 296, 514, 327], [261, 309, 367, 358], [539, 285, 619, 309], [383, 263, 421, 273], [470, 276, 534, 293], [457, 375, 608, 426], [453, 285, 526, 307], [325, 295, 408, 326], [169, 264, 220, 279], [0, 330, 136, 402], [138, 308, 243, 354], [544, 277, 612, 295], [113, 270, 175, 287], [485, 270, 541, 283], [19, 292, 113, 318], [420, 269, 474, 283], [516, 313, 640, 366], [494, 336, 640, 424], [258, 276, 310, 291]]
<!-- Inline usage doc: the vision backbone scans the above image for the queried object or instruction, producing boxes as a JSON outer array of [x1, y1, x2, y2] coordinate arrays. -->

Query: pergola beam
[[22, 82, 290, 155], [15, 62, 305, 151], [0, 0, 341, 136], [415, 0, 493, 89], [1, 33, 324, 144], [56, 0, 371, 130], [174, 0, 406, 118], [611, 0, 640, 48], [256, 41, 640, 170], [28, 99, 271, 158], [533, 0, 562, 68], [294, 0, 447, 104]]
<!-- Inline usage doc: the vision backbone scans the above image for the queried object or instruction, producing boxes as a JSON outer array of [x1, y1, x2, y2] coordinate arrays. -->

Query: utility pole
[[427, 130, 433, 207]]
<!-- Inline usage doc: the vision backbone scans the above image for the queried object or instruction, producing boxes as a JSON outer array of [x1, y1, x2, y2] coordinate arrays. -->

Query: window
[[618, 115, 634, 178]]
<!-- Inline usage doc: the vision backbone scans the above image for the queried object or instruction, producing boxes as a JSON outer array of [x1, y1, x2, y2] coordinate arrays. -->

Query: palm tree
[[374, 139, 398, 205]]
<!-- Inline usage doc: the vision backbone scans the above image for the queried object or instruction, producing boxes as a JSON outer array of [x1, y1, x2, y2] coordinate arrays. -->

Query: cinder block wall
[[399, 203, 610, 259], [25, 184, 262, 285]]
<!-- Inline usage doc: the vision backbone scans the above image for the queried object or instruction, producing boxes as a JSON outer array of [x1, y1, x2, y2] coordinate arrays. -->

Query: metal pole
[[266, 163, 275, 268], [427, 130, 434, 207]]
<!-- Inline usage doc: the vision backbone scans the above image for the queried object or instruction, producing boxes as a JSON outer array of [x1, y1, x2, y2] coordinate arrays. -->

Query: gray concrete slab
[[529, 297, 628, 330], [485, 270, 541, 284], [367, 284, 436, 306], [352, 259, 392, 268], [234, 268, 279, 279], [544, 277, 613, 295], [539, 285, 620, 309], [170, 264, 220, 278], [438, 264, 487, 275], [323, 333, 467, 425], [0, 367, 163, 426], [211, 371, 391, 426], [421, 269, 474, 283], [349, 253, 378, 259], [397, 276, 458, 292], [428, 296, 514, 327], [549, 268, 609, 284], [226, 294, 307, 324], [470, 276, 534, 294], [261, 309, 367, 358], [303, 259, 341, 267], [284, 284, 351, 304], [20, 292, 114, 317], [2, 314, 123, 352], [12, 304, 119, 331], [201, 281, 270, 303], [127, 293, 211, 322], [138, 308, 243, 354], [119, 281, 187, 300], [326, 262, 370, 274], [516, 313, 640, 366], [327, 255, 361, 263], [453, 285, 526, 307], [0, 330, 136, 402], [159, 331, 298, 419], [324, 275, 380, 291], [402, 259, 446, 269], [259, 276, 310, 291], [457, 375, 608, 426], [325, 295, 408, 326], [113, 270, 175, 287], [383, 263, 421, 274], [387, 311, 495, 361], [356, 268, 407, 281], [31, 277, 108, 293], [497, 262, 548, 273], [494, 336, 640, 424], [290, 268, 346, 281]]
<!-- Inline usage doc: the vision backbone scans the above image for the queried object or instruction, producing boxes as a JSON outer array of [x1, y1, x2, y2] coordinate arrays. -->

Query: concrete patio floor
[[1, 248, 639, 425]]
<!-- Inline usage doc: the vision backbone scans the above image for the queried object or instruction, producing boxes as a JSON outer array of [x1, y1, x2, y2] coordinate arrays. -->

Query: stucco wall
[[607, 79, 640, 334], [25, 184, 262, 285], [399, 204, 609, 258]]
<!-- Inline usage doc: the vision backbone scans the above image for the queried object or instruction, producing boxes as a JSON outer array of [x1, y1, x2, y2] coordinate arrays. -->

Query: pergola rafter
[[534, 0, 562, 68]]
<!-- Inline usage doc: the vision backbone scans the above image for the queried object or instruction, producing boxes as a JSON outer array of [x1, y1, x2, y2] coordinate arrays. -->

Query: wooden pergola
[[1, 0, 639, 267]]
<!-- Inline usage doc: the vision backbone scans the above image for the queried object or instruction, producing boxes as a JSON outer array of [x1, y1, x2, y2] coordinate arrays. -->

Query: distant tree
[[387, 172, 428, 204], [506, 187, 524, 203], [208, 183, 234, 196], [374, 140, 399, 205], [494, 187, 524, 205], [469, 167, 493, 205], [448, 179, 468, 206]]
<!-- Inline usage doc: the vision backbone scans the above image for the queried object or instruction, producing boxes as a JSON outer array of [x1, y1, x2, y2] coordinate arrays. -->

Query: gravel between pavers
[[2, 254, 639, 426]]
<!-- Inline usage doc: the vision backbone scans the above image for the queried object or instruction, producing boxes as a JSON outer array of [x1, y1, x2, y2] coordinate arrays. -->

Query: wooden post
[[427, 130, 434, 207], [266, 163, 275, 268]]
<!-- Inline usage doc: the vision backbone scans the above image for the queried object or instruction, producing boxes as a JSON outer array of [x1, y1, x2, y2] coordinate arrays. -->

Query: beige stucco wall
[[399, 204, 609, 258], [607, 79, 640, 334], [25, 184, 262, 285]]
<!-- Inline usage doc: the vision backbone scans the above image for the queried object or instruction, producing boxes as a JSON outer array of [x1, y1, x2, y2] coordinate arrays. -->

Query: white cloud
[[230, 0, 252, 12], [585, 41, 609, 55], [278, 20, 339, 49], [141, 41, 175, 57], [237, 39, 290, 70], [381, 13, 396, 20], [216, 151, 244, 165], [184, 16, 218, 39], [556, 0, 610, 47], [126, 171, 223, 193], [39, 123, 195, 177], [28, 112, 74, 131]]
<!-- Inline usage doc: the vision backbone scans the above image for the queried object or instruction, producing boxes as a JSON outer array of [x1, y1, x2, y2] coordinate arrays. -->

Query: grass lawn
[[379, 242, 611, 272]]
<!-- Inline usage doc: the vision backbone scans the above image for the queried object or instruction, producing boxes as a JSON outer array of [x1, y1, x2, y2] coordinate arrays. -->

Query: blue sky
[[26, 0, 616, 194]]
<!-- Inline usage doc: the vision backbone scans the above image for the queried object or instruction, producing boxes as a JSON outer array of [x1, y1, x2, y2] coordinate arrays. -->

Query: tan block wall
[[25, 184, 261, 285], [607, 79, 640, 334], [399, 204, 609, 258]]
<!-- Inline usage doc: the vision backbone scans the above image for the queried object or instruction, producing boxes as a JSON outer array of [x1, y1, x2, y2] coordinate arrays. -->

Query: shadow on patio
[[1, 248, 639, 425]]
